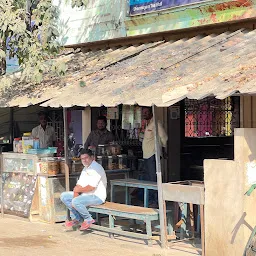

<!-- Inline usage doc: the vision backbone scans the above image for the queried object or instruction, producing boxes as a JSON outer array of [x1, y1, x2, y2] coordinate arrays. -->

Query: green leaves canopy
[[0, 0, 63, 89]]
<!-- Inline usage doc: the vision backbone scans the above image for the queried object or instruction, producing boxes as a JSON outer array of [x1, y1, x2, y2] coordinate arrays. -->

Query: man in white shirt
[[32, 111, 56, 148], [142, 107, 168, 207], [60, 149, 107, 231]]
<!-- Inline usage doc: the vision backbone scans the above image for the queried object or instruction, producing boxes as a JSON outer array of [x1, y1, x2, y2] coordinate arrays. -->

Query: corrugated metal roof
[[1, 42, 162, 107], [1, 29, 255, 108], [41, 29, 256, 108]]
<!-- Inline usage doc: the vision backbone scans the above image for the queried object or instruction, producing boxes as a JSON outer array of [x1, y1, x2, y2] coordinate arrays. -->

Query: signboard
[[129, 0, 207, 15], [0, 172, 37, 218]]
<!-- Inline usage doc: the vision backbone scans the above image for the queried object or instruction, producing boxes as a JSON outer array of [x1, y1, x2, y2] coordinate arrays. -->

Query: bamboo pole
[[63, 108, 70, 192], [152, 105, 168, 248], [63, 108, 70, 220]]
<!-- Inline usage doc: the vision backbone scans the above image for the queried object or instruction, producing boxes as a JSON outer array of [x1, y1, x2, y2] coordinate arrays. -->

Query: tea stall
[[0, 107, 135, 223]]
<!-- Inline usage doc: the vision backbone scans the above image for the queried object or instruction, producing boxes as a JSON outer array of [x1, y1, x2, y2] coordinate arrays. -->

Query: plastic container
[[102, 156, 108, 170], [48, 147, 58, 153], [18, 141, 23, 153], [27, 148, 54, 157], [107, 156, 118, 170], [108, 143, 121, 156], [60, 159, 71, 174], [40, 157, 60, 175], [97, 145, 107, 156], [33, 138, 40, 149], [72, 160, 84, 173], [13, 138, 21, 153], [118, 154, 128, 169], [96, 156, 103, 166], [107, 156, 113, 170], [22, 132, 34, 154]]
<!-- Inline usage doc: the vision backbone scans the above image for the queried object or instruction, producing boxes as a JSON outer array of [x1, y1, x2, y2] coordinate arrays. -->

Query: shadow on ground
[[0, 235, 56, 248]]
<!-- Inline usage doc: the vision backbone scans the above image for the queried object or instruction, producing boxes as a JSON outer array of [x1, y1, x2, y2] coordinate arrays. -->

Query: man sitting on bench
[[61, 149, 107, 231]]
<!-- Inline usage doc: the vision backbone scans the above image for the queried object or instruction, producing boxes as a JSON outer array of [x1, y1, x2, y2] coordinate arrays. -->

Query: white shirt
[[142, 118, 168, 159], [76, 160, 107, 202], [31, 125, 56, 148]]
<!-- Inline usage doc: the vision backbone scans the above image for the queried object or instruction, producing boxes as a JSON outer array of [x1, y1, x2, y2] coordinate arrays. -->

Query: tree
[[70, 0, 88, 8], [0, 0, 65, 87]]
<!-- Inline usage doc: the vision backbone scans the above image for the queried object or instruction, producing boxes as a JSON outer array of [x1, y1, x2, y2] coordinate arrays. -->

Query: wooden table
[[110, 179, 157, 207]]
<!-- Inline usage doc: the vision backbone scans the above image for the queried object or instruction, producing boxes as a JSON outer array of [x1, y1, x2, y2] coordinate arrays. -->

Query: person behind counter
[[84, 116, 114, 150], [60, 149, 107, 231], [31, 111, 56, 148], [142, 107, 168, 207]]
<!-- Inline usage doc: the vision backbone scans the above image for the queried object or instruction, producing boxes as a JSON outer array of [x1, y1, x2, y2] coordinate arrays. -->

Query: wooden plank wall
[[204, 128, 256, 255]]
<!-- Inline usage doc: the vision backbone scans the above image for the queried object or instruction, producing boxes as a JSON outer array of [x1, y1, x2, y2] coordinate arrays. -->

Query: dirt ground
[[0, 217, 200, 256]]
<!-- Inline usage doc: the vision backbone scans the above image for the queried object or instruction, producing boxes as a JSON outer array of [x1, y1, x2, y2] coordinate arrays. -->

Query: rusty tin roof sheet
[[1, 29, 255, 108]]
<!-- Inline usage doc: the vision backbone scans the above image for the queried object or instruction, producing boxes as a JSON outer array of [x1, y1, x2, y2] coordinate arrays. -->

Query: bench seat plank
[[89, 202, 158, 215]]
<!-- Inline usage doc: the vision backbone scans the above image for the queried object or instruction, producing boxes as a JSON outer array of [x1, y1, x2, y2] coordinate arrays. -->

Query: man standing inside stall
[[84, 116, 114, 150], [61, 149, 107, 231], [32, 111, 56, 148], [142, 107, 168, 207]]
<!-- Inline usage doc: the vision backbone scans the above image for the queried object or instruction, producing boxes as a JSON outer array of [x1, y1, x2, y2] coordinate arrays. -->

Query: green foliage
[[0, 0, 64, 88]]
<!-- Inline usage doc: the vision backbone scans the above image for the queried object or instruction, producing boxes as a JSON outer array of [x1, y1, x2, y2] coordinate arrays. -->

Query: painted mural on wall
[[129, 0, 208, 15]]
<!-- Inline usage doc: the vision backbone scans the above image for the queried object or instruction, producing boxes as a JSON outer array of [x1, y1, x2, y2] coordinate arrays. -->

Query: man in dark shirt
[[84, 116, 114, 150]]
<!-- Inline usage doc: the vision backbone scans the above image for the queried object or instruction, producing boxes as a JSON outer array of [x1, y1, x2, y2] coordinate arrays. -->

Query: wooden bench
[[88, 201, 160, 246]]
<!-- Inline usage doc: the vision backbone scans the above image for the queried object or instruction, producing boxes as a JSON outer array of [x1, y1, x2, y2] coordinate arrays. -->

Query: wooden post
[[63, 108, 70, 220], [189, 203, 195, 239], [152, 105, 168, 248], [0, 174, 3, 218], [0, 152, 3, 217], [9, 108, 14, 144], [200, 205, 205, 256], [63, 108, 70, 192]]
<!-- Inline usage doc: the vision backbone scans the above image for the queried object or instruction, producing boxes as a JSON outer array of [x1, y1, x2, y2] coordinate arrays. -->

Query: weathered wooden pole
[[63, 108, 70, 220], [0, 172, 4, 218], [152, 105, 168, 248]]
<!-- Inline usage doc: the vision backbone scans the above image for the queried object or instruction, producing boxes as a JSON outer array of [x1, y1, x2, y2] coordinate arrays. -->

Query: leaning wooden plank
[[162, 184, 205, 205]]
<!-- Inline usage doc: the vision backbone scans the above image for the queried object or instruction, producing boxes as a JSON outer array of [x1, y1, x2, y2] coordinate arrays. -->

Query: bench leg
[[111, 184, 114, 202], [109, 215, 115, 239], [125, 186, 129, 205], [189, 203, 195, 239], [132, 219, 136, 232], [144, 188, 149, 208], [167, 211, 174, 236], [145, 217, 153, 247], [180, 202, 188, 239], [96, 213, 101, 226]]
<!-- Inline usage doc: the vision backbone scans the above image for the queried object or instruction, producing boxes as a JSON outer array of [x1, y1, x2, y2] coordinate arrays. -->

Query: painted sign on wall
[[129, 0, 208, 15]]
